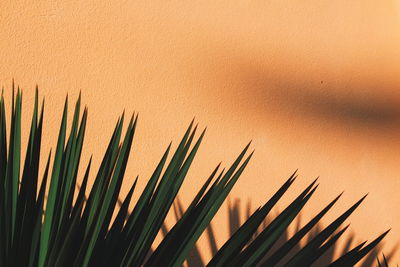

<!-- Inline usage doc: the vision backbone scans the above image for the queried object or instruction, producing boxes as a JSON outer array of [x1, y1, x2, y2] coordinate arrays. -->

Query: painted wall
[[1, 0, 400, 263]]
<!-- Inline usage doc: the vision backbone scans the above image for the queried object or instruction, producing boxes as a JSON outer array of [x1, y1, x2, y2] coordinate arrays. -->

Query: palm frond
[[0, 88, 390, 267]]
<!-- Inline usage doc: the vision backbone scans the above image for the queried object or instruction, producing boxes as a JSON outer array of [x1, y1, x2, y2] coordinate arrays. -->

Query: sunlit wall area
[[1, 0, 399, 263]]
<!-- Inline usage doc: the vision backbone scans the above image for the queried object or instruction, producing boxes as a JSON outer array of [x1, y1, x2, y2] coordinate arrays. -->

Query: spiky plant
[[0, 87, 389, 267], [377, 254, 390, 267]]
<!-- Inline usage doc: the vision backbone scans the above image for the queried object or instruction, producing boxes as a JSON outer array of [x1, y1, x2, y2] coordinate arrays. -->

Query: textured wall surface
[[1, 0, 400, 263]]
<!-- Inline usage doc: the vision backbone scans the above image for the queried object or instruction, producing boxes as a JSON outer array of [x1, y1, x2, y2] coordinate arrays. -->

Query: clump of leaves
[[0, 87, 389, 267]]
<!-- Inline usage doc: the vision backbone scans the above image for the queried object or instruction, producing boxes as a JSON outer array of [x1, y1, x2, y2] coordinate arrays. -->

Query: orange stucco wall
[[1, 0, 400, 263]]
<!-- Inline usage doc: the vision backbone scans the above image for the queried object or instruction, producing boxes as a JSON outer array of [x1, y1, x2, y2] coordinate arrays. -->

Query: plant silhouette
[[117, 195, 396, 267], [0, 87, 391, 266], [153, 198, 397, 267]]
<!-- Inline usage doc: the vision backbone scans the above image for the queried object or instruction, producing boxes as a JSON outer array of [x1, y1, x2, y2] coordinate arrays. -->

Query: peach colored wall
[[1, 0, 400, 263]]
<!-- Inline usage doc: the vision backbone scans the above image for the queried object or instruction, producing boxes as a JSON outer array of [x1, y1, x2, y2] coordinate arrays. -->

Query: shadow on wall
[[161, 198, 398, 267], [221, 62, 400, 132]]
